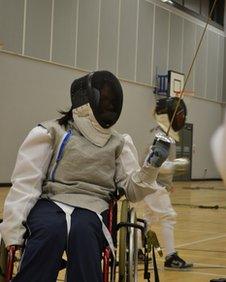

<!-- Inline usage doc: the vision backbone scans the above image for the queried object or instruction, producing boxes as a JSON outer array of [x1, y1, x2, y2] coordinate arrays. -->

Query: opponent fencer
[[138, 97, 193, 269]]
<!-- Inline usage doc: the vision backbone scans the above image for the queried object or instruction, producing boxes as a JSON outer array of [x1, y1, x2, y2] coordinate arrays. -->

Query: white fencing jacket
[[0, 127, 162, 247]]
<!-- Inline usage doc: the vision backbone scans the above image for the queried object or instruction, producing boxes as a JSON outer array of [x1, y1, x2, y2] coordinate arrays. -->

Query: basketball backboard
[[168, 70, 185, 97]]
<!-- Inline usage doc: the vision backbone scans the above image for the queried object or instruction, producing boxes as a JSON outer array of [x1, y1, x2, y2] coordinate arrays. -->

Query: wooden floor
[[1, 180, 226, 282], [135, 180, 226, 282]]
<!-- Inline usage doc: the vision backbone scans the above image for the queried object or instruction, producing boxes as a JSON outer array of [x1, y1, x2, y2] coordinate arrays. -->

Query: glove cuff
[[137, 164, 159, 185]]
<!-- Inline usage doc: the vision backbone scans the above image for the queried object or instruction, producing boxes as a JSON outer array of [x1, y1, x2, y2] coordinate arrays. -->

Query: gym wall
[[0, 0, 225, 181]]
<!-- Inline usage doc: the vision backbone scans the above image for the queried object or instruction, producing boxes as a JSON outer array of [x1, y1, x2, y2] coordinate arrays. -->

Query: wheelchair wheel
[[119, 201, 138, 282], [128, 208, 138, 282], [119, 200, 129, 282]]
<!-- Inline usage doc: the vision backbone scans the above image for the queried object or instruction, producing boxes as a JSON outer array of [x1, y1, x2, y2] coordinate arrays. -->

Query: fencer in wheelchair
[[0, 70, 172, 282]]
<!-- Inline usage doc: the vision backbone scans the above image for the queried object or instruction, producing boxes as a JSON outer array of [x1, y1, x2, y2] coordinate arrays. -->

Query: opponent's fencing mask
[[70, 71, 123, 146], [154, 97, 187, 141]]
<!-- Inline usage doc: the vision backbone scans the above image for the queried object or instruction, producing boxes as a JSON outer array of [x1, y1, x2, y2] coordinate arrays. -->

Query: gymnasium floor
[[135, 180, 226, 282], [1, 180, 226, 282]]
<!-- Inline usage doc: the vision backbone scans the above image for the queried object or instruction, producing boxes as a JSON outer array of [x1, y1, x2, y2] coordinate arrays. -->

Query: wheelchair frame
[[103, 198, 158, 282]]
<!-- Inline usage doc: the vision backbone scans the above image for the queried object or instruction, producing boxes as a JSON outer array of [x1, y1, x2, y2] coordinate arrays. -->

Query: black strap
[[152, 245, 160, 282]]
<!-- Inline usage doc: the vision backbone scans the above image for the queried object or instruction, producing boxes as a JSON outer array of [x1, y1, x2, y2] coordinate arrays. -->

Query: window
[[209, 0, 224, 26], [166, 0, 225, 29]]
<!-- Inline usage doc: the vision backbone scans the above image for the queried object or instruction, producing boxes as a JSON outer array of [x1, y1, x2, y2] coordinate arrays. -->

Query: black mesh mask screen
[[156, 97, 187, 132], [70, 71, 123, 128], [88, 71, 123, 128]]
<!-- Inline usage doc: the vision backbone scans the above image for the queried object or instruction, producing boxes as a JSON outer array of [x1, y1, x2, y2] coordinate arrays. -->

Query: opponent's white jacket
[[141, 130, 178, 256], [0, 125, 162, 247]]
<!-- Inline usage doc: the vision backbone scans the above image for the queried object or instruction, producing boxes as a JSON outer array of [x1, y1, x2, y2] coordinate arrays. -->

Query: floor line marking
[[186, 271, 226, 277], [194, 262, 226, 268], [176, 233, 226, 248]]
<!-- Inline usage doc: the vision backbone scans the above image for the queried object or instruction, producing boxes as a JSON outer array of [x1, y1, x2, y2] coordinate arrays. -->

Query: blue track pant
[[13, 199, 108, 282]]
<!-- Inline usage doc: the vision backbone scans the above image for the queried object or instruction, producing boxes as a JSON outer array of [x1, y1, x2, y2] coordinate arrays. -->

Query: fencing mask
[[154, 97, 187, 141], [70, 71, 123, 146], [71, 71, 123, 128]]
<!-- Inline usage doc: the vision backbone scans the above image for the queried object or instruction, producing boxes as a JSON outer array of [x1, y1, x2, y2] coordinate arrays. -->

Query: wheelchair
[[104, 196, 161, 282], [0, 193, 161, 282]]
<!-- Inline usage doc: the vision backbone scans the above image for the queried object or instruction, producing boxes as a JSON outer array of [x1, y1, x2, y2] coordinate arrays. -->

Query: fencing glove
[[137, 132, 171, 186]]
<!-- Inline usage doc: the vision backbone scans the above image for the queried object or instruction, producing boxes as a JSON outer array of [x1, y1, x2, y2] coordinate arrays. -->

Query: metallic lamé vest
[[40, 120, 124, 213]]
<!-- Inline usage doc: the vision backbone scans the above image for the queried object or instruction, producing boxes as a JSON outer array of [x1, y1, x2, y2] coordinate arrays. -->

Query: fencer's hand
[[146, 132, 171, 167]]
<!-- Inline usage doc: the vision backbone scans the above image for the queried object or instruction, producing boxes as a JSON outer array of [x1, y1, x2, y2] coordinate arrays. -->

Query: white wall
[[0, 0, 224, 101], [0, 51, 222, 182], [184, 96, 222, 178], [0, 0, 225, 181]]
